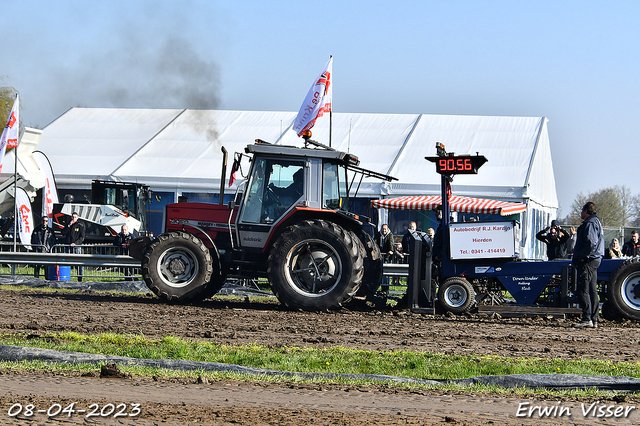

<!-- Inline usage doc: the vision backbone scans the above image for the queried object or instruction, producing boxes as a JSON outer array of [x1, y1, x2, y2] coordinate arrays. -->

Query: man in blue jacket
[[572, 202, 605, 329]]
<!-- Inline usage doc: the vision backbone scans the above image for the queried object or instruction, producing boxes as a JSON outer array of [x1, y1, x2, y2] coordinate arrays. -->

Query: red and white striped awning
[[371, 195, 527, 216]]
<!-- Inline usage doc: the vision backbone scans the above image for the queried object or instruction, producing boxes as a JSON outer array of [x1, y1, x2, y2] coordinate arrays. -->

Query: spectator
[[30, 216, 54, 278], [65, 212, 85, 282], [114, 224, 134, 255], [622, 230, 640, 257], [378, 224, 394, 260], [604, 238, 623, 259], [563, 226, 576, 258], [572, 202, 605, 329], [401, 221, 418, 255], [427, 228, 435, 240], [378, 223, 394, 292], [432, 208, 444, 263], [115, 224, 135, 280], [536, 220, 570, 260]]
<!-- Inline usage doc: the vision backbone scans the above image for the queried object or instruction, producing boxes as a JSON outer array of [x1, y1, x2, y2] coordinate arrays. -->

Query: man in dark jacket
[[114, 224, 134, 254], [572, 202, 605, 329], [622, 230, 640, 257], [401, 221, 418, 257], [66, 212, 85, 281], [563, 226, 576, 259], [115, 224, 135, 279], [536, 220, 570, 260], [30, 216, 54, 278], [378, 224, 394, 261]]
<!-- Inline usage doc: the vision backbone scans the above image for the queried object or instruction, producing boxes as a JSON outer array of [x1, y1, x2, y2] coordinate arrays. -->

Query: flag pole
[[329, 55, 333, 148], [12, 94, 19, 254]]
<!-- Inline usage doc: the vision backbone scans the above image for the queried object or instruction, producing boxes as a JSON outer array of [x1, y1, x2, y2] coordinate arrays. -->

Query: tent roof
[[4, 108, 557, 208], [371, 195, 527, 216]]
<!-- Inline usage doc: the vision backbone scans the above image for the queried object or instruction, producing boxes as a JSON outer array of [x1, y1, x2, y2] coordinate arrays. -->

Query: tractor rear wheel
[[438, 277, 476, 314], [142, 232, 213, 302], [268, 220, 364, 311], [607, 257, 640, 320]]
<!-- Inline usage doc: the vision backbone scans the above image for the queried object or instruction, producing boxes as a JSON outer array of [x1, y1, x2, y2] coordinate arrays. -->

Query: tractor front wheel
[[142, 232, 213, 302]]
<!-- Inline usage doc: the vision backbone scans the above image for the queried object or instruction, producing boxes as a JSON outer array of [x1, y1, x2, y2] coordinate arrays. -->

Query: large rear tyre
[[437, 277, 476, 314], [142, 232, 213, 302], [268, 220, 364, 311], [607, 258, 640, 320], [356, 230, 383, 297]]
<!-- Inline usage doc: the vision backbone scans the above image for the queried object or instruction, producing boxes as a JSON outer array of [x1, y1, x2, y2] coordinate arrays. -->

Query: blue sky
[[4, 0, 640, 215]]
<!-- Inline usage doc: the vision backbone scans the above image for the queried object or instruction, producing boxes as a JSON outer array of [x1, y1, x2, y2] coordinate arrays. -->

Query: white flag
[[292, 57, 332, 136], [0, 94, 19, 173], [16, 187, 34, 250], [33, 151, 59, 218]]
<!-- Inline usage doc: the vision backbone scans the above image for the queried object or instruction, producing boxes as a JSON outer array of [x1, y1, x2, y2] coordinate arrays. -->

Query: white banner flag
[[292, 57, 333, 136], [0, 95, 19, 173], [16, 187, 34, 250], [33, 151, 59, 218]]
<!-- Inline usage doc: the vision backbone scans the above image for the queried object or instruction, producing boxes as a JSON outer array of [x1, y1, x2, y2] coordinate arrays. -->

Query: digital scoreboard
[[426, 153, 488, 175]]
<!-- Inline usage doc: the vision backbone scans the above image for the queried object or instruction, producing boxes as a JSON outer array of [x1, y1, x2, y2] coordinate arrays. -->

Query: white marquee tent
[[1, 107, 558, 258]]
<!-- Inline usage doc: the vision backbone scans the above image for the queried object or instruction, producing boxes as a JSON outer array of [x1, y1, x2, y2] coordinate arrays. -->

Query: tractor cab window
[[93, 183, 137, 215], [121, 189, 135, 214], [239, 158, 305, 224], [322, 162, 348, 210]]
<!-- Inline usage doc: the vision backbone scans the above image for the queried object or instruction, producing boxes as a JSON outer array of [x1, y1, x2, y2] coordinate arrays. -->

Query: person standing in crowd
[[564, 226, 576, 259], [536, 220, 570, 260], [115, 224, 135, 279], [30, 216, 54, 278], [427, 228, 435, 240], [432, 208, 444, 263], [66, 212, 85, 282], [572, 202, 605, 329], [378, 224, 395, 260], [114, 224, 134, 255], [605, 238, 623, 259], [401, 221, 418, 256], [378, 223, 394, 292], [622, 230, 640, 257]]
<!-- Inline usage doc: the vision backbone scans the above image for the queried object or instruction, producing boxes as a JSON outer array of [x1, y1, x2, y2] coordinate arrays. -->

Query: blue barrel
[[46, 265, 71, 281]]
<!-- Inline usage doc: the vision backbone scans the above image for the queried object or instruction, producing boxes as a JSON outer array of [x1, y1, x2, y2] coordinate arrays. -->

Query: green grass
[[1, 332, 638, 381]]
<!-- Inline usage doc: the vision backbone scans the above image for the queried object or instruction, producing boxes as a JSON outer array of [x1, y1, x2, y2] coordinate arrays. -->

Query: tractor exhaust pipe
[[219, 146, 228, 205]]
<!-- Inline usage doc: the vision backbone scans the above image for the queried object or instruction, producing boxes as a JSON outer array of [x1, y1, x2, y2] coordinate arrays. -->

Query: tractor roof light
[[346, 154, 360, 166]]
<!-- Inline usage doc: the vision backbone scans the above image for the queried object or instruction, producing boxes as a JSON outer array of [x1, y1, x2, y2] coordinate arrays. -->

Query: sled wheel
[[268, 220, 363, 311], [607, 258, 640, 320], [438, 277, 476, 314], [142, 232, 213, 302]]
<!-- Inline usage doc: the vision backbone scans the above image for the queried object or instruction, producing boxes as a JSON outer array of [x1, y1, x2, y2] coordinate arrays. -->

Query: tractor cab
[[234, 138, 387, 250]]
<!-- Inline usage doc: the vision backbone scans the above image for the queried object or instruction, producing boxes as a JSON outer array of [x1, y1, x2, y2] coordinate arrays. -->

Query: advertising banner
[[33, 151, 59, 218], [15, 187, 34, 250], [449, 221, 519, 260]]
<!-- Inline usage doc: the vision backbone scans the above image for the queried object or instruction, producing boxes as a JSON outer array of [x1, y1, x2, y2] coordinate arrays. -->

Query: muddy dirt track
[[1, 287, 640, 425]]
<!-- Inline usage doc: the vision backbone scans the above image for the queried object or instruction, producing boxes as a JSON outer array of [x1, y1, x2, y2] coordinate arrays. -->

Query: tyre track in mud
[[1, 288, 639, 425]]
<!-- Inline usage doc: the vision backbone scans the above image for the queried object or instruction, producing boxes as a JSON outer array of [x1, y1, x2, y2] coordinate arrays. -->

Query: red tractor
[[130, 135, 396, 311]]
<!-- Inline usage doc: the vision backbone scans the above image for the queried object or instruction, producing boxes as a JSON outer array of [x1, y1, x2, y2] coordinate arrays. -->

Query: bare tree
[[617, 185, 639, 226], [0, 76, 19, 128], [569, 187, 626, 227]]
